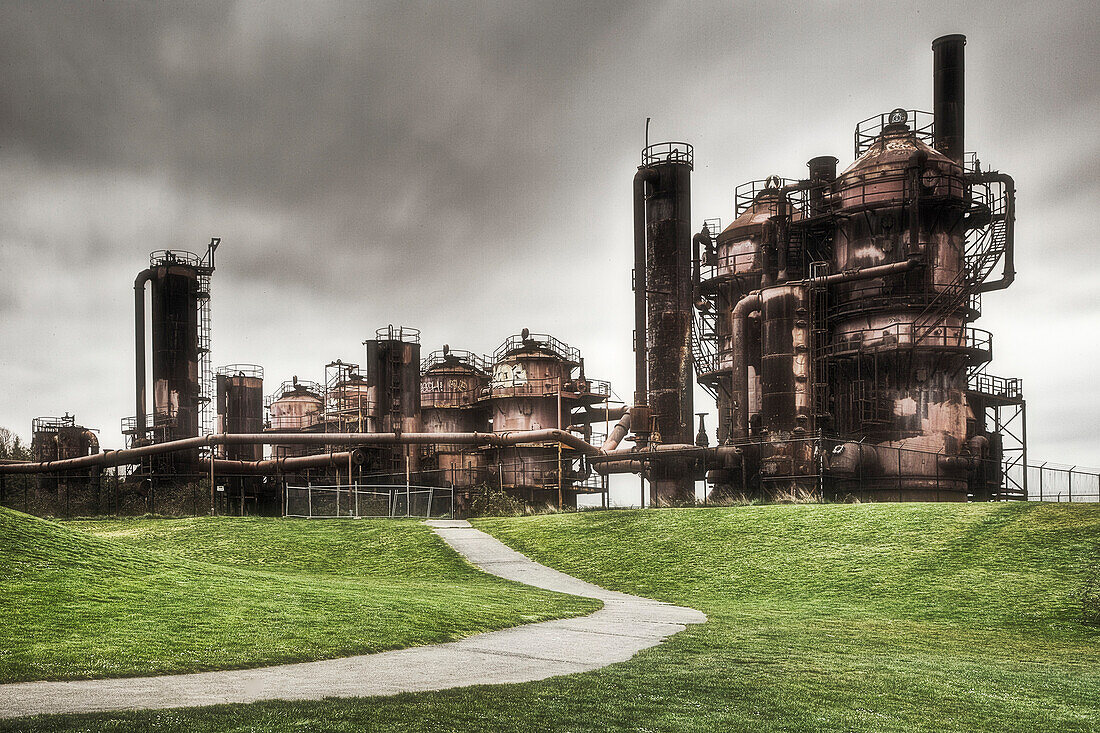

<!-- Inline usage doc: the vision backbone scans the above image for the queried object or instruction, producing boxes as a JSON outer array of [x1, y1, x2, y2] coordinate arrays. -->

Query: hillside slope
[[0, 509, 597, 683], [6, 503, 1099, 733]]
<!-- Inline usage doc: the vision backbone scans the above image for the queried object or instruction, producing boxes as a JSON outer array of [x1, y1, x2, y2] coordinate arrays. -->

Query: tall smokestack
[[932, 34, 966, 164]]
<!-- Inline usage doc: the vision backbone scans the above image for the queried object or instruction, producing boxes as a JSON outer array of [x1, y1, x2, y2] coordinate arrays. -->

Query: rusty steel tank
[[31, 415, 99, 466], [325, 361, 373, 433], [487, 330, 587, 505], [266, 377, 323, 459], [216, 364, 264, 461], [420, 346, 490, 488], [827, 106, 984, 500], [364, 325, 422, 475], [700, 178, 789, 444], [133, 249, 212, 450], [30, 415, 100, 514]]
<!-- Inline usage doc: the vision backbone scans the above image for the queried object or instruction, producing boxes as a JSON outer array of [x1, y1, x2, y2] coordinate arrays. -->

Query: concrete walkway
[[0, 520, 705, 720]]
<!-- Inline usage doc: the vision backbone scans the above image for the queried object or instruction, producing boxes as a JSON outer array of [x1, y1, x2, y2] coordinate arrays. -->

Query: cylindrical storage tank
[[759, 286, 811, 436], [31, 416, 98, 464], [267, 378, 324, 459], [754, 285, 816, 495], [640, 142, 695, 502], [330, 373, 373, 432], [30, 415, 100, 512], [706, 181, 787, 444], [149, 254, 201, 443], [365, 326, 422, 475], [828, 112, 975, 500], [488, 332, 574, 496], [216, 364, 264, 461], [834, 113, 966, 309], [421, 348, 490, 488]]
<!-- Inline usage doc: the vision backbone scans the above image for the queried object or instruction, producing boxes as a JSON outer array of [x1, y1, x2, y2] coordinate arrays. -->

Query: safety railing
[[967, 373, 1023, 401], [827, 323, 992, 359], [853, 109, 935, 158], [148, 249, 207, 269], [374, 325, 420, 343], [493, 332, 581, 364], [32, 415, 77, 432], [489, 375, 610, 399], [642, 141, 694, 169], [265, 412, 324, 431], [421, 349, 491, 375], [216, 364, 264, 379], [733, 177, 794, 217], [836, 167, 966, 211]]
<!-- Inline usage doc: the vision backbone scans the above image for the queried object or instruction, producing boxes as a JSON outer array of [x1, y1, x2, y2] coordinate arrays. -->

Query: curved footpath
[[0, 519, 705, 720]]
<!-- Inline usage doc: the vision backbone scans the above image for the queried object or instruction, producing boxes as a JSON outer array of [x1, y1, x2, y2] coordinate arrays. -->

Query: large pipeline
[[601, 409, 632, 451], [731, 292, 762, 440], [201, 450, 366, 476], [134, 268, 154, 437], [692, 225, 712, 308], [0, 430, 600, 474], [632, 167, 657, 407]]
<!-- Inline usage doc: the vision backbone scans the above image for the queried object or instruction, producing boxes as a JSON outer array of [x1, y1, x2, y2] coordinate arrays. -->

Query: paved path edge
[[0, 519, 706, 720]]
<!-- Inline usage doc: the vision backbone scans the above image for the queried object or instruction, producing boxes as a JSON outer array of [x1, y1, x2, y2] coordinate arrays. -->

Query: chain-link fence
[[284, 484, 454, 519]]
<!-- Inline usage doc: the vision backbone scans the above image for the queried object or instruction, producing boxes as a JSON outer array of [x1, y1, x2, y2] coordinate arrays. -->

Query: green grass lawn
[[0, 508, 598, 684], [5, 503, 1100, 732]]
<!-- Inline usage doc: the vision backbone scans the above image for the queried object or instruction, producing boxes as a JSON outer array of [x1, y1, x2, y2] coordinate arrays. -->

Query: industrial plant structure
[[685, 34, 1024, 502], [0, 35, 1027, 516]]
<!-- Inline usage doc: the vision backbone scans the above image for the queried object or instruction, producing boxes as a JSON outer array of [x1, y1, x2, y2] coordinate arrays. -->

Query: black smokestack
[[932, 34, 966, 164]]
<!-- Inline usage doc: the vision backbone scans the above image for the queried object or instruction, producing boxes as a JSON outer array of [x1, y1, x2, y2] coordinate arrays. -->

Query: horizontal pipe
[[596, 443, 712, 461], [594, 459, 649, 475], [569, 405, 629, 427], [201, 450, 366, 476], [0, 430, 601, 475], [817, 258, 921, 285]]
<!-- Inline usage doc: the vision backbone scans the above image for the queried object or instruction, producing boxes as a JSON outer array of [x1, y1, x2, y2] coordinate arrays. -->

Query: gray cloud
[[2, 0, 1099, 476]]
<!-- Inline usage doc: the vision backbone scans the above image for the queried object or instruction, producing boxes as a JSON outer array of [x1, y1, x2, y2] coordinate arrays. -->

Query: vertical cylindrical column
[[151, 264, 200, 441], [933, 34, 966, 164], [217, 366, 264, 461], [365, 327, 422, 475], [806, 156, 838, 218], [760, 286, 810, 435], [641, 143, 694, 502]]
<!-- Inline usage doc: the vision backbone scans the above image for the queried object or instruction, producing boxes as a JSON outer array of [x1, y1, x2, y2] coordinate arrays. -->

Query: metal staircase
[[912, 175, 1011, 342]]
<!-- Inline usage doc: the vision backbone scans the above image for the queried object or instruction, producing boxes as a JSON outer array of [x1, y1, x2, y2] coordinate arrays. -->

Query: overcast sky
[[2, 1, 1098, 478]]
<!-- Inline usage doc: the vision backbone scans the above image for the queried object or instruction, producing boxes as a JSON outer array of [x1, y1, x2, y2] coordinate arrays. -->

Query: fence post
[[1069, 468, 1075, 503]]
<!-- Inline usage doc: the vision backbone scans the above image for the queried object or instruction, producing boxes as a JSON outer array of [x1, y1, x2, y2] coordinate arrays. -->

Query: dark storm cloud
[[2, 0, 1099, 474]]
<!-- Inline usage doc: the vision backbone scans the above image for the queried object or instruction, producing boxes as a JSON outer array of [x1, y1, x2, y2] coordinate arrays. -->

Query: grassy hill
[[0, 508, 598, 683], [6, 503, 1100, 732]]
